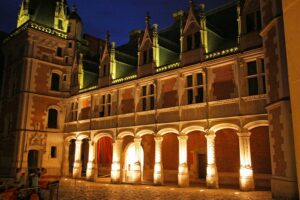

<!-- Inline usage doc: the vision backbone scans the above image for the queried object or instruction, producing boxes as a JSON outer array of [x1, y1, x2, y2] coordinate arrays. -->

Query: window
[[65, 57, 69, 64], [58, 20, 63, 30], [51, 73, 60, 91], [56, 47, 63, 57], [186, 32, 201, 51], [68, 42, 72, 48], [48, 109, 58, 128], [246, 59, 266, 96], [185, 73, 204, 104], [63, 74, 67, 81], [140, 84, 155, 111], [71, 102, 78, 121], [102, 63, 109, 76], [51, 146, 57, 158], [99, 94, 112, 117], [142, 49, 153, 65], [67, 25, 71, 33], [246, 11, 262, 33]]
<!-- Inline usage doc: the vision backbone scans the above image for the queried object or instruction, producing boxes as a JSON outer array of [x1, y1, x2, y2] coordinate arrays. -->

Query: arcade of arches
[[62, 123, 271, 191]]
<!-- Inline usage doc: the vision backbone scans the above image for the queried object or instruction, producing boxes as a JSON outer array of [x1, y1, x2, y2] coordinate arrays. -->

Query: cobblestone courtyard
[[58, 179, 271, 200]]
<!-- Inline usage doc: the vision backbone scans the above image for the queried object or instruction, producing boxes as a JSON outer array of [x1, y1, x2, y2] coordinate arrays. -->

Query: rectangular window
[[99, 94, 112, 117], [185, 73, 204, 104], [71, 102, 78, 121], [246, 59, 266, 96], [246, 13, 255, 32], [187, 35, 193, 51], [194, 32, 200, 49], [68, 42, 72, 48], [56, 47, 63, 57], [140, 84, 155, 111], [58, 20, 63, 30], [51, 146, 57, 158]]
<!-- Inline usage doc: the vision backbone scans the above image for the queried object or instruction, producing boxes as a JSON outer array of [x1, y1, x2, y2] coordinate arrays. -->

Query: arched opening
[[81, 139, 89, 177], [28, 150, 39, 174], [121, 135, 134, 182], [141, 134, 155, 183], [51, 73, 60, 91], [68, 139, 76, 175], [97, 137, 113, 177], [215, 129, 240, 187], [47, 109, 58, 128], [187, 131, 207, 185], [162, 133, 179, 183], [250, 126, 272, 189]]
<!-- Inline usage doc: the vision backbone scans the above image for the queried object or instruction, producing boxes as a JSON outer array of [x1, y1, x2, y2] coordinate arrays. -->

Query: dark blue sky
[[0, 0, 233, 45]]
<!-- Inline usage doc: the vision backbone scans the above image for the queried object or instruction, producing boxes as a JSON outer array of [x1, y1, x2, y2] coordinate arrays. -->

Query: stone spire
[[17, 0, 30, 28]]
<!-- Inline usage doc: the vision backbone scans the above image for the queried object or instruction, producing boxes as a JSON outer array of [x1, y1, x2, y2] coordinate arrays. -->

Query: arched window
[[51, 73, 60, 91], [48, 109, 58, 128]]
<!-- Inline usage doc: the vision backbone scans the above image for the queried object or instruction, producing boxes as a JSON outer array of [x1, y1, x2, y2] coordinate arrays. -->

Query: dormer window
[[246, 11, 262, 33], [142, 49, 153, 65], [58, 20, 63, 30], [186, 32, 200, 51]]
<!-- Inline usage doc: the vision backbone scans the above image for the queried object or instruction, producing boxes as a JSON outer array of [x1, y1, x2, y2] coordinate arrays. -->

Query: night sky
[[0, 0, 233, 45]]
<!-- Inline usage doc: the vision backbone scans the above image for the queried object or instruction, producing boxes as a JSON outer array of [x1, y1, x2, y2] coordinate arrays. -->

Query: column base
[[111, 162, 121, 183], [239, 167, 254, 191], [72, 161, 82, 178], [86, 162, 97, 181], [271, 176, 299, 199], [178, 163, 189, 187], [153, 162, 164, 185], [206, 164, 219, 189]]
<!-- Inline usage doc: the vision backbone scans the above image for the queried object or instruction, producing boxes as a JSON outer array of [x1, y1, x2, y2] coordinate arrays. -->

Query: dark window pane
[[142, 98, 147, 111], [246, 13, 255, 32], [187, 75, 193, 87], [256, 11, 262, 30], [197, 73, 203, 85], [195, 87, 204, 103], [248, 77, 258, 95], [187, 89, 193, 104], [58, 20, 63, 30], [107, 94, 111, 103], [51, 73, 60, 91], [194, 32, 200, 49], [150, 84, 154, 95], [150, 96, 155, 110], [51, 146, 57, 158], [107, 105, 111, 116], [99, 105, 105, 117], [142, 86, 147, 96], [68, 42, 72, 48], [48, 109, 58, 128], [187, 35, 193, 50], [67, 26, 71, 33], [143, 50, 147, 65], [262, 76, 266, 94], [102, 95, 105, 103], [247, 61, 257, 75], [56, 47, 63, 57]]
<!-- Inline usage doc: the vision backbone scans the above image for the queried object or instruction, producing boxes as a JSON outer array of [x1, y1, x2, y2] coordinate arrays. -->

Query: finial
[[106, 31, 110, 43], [145, 12, 151, 26], [189, 0, 194, 8], [199, 4, 205, 14], [72, 4, 77, 13]]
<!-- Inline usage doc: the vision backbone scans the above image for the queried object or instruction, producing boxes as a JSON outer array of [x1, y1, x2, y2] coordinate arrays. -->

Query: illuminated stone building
[[0, 0, 298, 199]]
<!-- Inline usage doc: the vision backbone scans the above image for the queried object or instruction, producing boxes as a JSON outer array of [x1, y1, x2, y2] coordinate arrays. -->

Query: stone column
[[238, 131, 254, 191], [111, 139, 123, 183], [131, 138, 142, 184], [153, 136, 164, 185], [86, 140, 97, 181], [73, 139, 82, 178], [205, 133, 219, 188], [178, 135, 189, 187], [62, 141, 70, 176]]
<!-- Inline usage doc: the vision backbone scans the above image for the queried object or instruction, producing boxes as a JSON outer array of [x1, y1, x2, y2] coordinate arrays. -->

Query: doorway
[[198, 154, 206, 179], [28, 150, 39, 174]]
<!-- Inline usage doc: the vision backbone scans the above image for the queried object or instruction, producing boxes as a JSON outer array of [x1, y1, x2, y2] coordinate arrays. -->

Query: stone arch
[[243, 120, 269, 131], [93, 132, 113, 143], [210, 123, 240, 134], [117, 131, 134, 139], [77, 134, 90, 140], [136, 129, 155, 138], [157, 128, 179, 136], [182, 125, 206, 135], [65, 135, 76, 143]]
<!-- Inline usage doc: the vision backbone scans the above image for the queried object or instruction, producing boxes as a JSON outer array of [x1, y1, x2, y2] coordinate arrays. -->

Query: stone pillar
[[205, 133, 219, 188], [238, 131, 254, 191], [86, 140, 97, 181], [154, 136, 164, 185], [73, 139, 82, 178], [111, 139, 123, 183], [178, 135, 189, 187], [131, 138, 142, 184], [62, 141, 70, 176]]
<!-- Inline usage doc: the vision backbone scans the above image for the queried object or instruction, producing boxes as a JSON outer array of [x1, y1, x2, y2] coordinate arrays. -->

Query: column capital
[[134, 137, 142, 143], [237, 131, 251, 137], [154, 136, 163, 142], [178, 134, 188, 141], [75, 139, 82, 145], [205, 133, 216, 139], [64, 140, 71, 146]]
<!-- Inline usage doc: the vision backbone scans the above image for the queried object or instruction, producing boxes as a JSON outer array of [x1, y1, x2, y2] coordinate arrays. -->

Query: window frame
[[99, 93, 112, 117], [47, 108, 58, 129], [140, 83, 156, 111], [245, 59, 266, 96], [184, 72, 204, 105]]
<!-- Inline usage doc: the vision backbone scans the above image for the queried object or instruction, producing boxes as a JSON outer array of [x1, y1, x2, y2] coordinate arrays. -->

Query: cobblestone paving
[[59, 179, 271, 200]]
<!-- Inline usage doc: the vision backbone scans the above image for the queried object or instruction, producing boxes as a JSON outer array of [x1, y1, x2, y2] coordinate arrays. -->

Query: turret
[[68, 5, 82, 40], [17, 0, 30, 28]]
